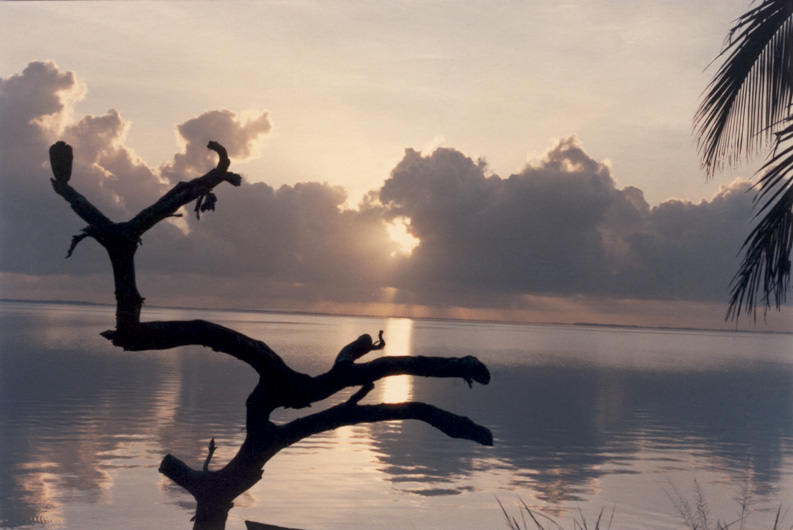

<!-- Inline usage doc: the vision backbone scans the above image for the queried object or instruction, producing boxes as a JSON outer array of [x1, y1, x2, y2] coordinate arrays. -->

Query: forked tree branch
[[49, 140, 242, 332], [103, 319, 490, 411], [49, 140, 239, 246], [158, 397, 493, 511], [127, 141, 241, 237], [47, 140, 492, 530]]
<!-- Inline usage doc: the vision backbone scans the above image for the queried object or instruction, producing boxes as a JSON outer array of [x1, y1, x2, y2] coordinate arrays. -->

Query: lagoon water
[[0, 300, 791, 529]]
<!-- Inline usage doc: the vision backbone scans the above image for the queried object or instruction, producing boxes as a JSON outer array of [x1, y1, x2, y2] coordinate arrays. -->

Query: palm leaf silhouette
[[694, 0, 793, 319]]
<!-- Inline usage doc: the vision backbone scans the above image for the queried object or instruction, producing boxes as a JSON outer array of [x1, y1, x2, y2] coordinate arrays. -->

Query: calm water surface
[[1, 301, 791, 529]]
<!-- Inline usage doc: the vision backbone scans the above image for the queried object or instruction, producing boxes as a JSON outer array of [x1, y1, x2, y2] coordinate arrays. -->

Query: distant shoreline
[[2, 298, 790, 336]]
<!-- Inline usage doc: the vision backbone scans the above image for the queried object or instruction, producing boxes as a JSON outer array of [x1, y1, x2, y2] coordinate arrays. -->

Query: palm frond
[[694, 0, 793, 176], [728, 180, 793, 321], [727, 118, 793, 320], [755, 120, 793, 209]]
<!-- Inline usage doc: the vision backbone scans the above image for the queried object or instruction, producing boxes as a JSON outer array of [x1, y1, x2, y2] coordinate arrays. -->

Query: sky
[[1, 1, 791, 331]]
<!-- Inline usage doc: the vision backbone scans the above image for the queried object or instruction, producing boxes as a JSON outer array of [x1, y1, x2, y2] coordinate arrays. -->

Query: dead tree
[[47, 140, 492, 530]]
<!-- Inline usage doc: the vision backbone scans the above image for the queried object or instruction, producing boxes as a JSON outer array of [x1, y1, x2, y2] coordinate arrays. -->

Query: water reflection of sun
[[378, 318, 414, 404], [381, 375, 412, 404]]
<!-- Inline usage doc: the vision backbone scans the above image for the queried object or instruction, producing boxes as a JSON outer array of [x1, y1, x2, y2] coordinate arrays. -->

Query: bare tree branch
[[49, 140, 72, 184], [126, 142, 241, 237], [345, 381, 375, 406], [333, 330, 385, 364], [101, 320, 287, 369], [203, 439, 217, 472], [103, 321, 489, 411], [278, 401, 494, 447], [46, 139, 492, 530], [49, 141, 114, 232], [310, 354, 490, 403], [48, 140, 243, 332], [65, 231, 92, 258], [159, 453, 205, 495]]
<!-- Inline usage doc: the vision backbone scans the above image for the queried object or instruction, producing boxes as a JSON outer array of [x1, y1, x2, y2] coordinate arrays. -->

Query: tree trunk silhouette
[[46, 140, 492, 530]]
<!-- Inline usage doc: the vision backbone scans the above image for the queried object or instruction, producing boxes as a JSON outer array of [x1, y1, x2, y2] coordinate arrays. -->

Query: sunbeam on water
[[378, 318, 415, 404]]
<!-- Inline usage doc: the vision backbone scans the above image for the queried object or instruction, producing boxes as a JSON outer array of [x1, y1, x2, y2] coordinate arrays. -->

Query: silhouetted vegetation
[[498, 479, 792, 530], [694, 0, 793, 320], [497, 498, 614, 530]]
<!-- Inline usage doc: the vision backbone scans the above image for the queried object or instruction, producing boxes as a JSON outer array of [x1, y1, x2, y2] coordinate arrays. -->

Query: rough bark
[[47, 140, 492, 530]]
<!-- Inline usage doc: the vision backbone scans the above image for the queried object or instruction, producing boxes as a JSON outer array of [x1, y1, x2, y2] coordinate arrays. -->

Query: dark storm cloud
[[0, 61, 758, 313]]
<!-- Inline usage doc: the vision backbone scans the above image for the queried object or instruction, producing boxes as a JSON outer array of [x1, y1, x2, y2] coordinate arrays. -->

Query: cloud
[[62, 109, 167, 218], [0, 61, 104, 276], [0, 61, 776, 327], [134, 179, 400, 308], [613, 179, 753, 301], [0, 60, 85, 144], [379, 137, 754, 307], [0, 61, 169, 278], [160, 109, 272, 183], [0, 61, 394, 308]]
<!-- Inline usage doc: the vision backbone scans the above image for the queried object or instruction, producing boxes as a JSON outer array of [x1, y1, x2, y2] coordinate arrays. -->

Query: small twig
[[345, 382, 375, 406], [194, 194, 205, 219], [65, 232, 90, 258], [334, 331, 387, 364], [203, 438, 217, 472], [373, 330, 385, 349]]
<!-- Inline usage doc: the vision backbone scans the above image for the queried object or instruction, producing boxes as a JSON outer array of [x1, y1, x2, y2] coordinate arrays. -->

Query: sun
[[386, 216, 420, 256]]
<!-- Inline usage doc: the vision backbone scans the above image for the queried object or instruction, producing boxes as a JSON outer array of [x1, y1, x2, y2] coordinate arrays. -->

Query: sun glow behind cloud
[[386, 217, 420, 256]]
